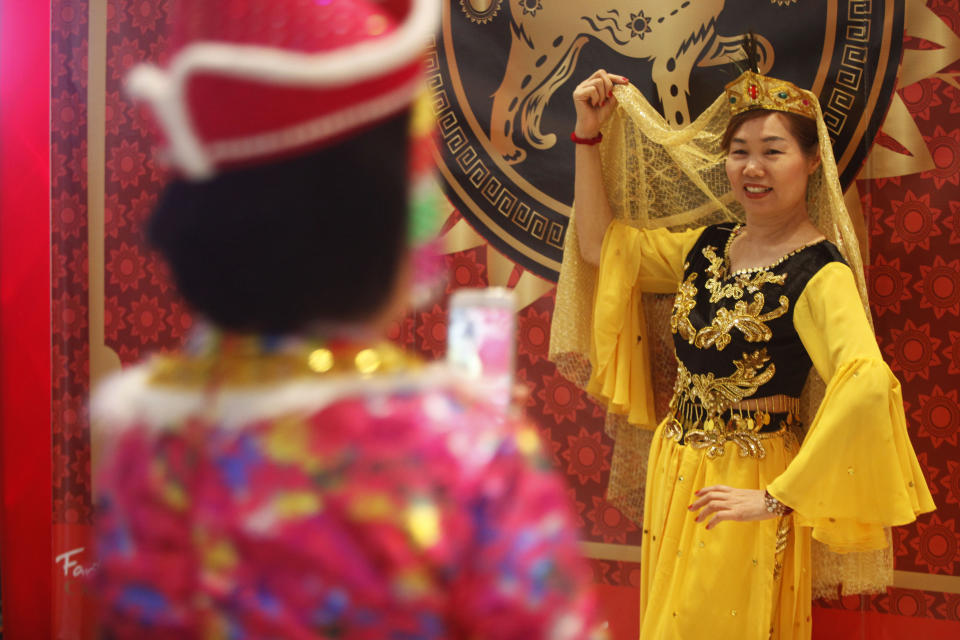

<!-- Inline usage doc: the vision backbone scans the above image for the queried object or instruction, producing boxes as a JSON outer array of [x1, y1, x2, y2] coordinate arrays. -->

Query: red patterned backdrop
[[47, 1, 960, 638]]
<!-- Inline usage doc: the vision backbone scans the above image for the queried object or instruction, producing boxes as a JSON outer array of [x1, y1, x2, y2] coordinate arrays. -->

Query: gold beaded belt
[[663, 395, 801, 459]]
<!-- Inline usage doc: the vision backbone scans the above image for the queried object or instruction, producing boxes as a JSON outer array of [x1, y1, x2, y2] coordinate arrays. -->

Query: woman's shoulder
[[786, 238, 848, 284], [803, 237, 846, 264]]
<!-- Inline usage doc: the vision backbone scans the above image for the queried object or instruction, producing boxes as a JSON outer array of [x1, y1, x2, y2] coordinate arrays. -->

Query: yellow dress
[[589, 220, 935, 639]]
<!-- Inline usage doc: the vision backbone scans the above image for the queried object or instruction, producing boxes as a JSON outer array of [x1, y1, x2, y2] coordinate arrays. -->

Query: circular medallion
[[428, 0, 905, 281], [459, 0, 504, 24]]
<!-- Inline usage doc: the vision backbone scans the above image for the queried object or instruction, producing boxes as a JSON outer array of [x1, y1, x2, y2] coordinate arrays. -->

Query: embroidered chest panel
[[669, 224, 845, 409]]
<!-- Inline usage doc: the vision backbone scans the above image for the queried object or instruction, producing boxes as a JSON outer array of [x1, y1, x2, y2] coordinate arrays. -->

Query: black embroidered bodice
[[666, 223, 846, 442]]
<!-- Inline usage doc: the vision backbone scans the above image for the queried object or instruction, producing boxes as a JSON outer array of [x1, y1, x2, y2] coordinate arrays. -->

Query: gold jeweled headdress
[[724, 70, 818, 120], [724, 31, 817, 122]]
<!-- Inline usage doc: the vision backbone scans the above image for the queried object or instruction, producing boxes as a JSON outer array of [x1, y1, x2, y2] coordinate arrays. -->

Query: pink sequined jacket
[[92, 332, 604, 639]]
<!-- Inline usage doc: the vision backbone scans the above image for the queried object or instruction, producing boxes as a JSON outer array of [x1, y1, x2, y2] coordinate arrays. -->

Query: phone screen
[[447, 288, 516, 408]]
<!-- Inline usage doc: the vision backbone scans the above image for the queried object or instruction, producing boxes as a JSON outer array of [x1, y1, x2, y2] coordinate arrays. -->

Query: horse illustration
[[489, 1, 772, 164]]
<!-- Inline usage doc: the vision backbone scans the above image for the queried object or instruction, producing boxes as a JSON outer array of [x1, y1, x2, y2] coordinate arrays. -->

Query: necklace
[[725, 224, 826, 277], [150, 336, 418, 388]]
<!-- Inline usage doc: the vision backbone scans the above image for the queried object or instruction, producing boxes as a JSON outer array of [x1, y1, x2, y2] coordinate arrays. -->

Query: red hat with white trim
[[126, 0, 439, 180]]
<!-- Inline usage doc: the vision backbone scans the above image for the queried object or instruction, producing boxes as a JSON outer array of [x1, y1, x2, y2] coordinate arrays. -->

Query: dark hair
[[148, 110, 411, 334], [721, 108, 819, 157]]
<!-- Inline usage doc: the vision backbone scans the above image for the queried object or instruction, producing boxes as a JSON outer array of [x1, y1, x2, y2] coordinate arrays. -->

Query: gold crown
[[724, 71, 817, 120]]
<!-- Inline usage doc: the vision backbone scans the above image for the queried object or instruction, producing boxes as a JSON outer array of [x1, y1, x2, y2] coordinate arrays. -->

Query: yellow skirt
[[639, 419, 813, 640]]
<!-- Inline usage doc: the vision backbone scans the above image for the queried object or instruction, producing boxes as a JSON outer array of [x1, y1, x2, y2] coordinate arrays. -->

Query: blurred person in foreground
[[91, 1, 604, 638]]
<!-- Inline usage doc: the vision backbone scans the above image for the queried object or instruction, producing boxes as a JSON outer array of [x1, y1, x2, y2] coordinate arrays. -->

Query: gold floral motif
[[662, 417, 683, 441], [688, 349, 776, 414], [686, 426, 767, 459], [673, 409, 794, 459], [670, 271, 699, 344], [663, 350, 798, 459], [693, 293, 790, 350], [703, 245, 787, 303], [686, 412, 763, 458]]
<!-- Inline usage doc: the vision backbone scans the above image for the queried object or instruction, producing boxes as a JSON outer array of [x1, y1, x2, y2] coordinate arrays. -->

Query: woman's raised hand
[[572, 70, 629, 139]]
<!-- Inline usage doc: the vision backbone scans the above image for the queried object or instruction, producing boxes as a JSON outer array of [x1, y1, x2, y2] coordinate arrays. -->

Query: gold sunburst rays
[[845, 0, 960, 260], [439, 213, 487, 254], [858, 93, 936, 180], [439, 213, 556, 311], [900, 0, 960, 89], [857, 0, 960, 181]]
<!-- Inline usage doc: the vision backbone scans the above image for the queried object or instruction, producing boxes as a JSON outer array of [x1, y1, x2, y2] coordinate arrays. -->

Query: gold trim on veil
[[549, 80, 891, 597]]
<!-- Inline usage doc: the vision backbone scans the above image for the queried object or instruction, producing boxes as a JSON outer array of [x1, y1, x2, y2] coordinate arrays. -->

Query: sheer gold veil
[[549, 79, 891, 597]]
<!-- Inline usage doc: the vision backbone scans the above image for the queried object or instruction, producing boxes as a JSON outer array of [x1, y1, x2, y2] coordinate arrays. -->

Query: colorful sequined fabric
[[93, 334, 603, 639]]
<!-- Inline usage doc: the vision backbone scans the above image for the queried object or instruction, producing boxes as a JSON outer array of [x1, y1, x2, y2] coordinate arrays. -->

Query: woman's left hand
[[688, 485, 774, 529]]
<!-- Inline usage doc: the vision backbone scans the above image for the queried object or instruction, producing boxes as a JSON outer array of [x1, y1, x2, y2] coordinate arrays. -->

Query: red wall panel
[[0, 1, 54, 637]]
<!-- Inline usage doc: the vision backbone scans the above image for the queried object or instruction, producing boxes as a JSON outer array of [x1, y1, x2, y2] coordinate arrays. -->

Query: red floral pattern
[[445, 247, 486, 292], [900, 79, 943, 121], [517, 305, 551, 364], [941, 460, 960, 507], [537, 369, 587, 425], [909, 513, 960, 575], [944, 199, 960, 243], [914, 255, 960, 317], [587, 495, 639, 544], [386, 314, 416, 349], [107, 241, 147, 292], [106, 139, 149, 188], [415, 302, 448, 359], [866, 254, 913, 315], [883, 318, 942, 382], [562, 427, 611, 485], [912, 385, 960, 447], [924, 125, 960, 188], [882, 189, 942, 253]]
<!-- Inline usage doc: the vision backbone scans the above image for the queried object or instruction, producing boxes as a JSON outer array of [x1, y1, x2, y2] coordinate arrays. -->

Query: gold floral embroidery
[[687, 349, 776, 414], [664, 349, 780, 457], [686, 417, 767, 459], [667, 403, 795, 459], [662, 417, 684, 441], [665, 360, 799, 459], [693, 293, 790, 351], [670, 271, 699, 344], [703, 245, 787, 303]]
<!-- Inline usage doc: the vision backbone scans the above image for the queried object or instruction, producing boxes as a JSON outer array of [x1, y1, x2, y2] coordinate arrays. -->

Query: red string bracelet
[[570, 131, 602, 145]]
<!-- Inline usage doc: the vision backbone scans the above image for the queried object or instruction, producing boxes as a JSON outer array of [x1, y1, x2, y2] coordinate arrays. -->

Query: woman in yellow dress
[[551, 62, 936, 639]]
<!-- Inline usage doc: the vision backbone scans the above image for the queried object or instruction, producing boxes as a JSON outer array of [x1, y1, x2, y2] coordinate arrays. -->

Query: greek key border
[[425, 40, 566, 251], [823, 0, 872, 137]]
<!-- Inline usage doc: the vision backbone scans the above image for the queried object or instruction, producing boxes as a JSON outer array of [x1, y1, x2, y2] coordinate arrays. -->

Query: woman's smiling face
[[725, 112, 820, 219]]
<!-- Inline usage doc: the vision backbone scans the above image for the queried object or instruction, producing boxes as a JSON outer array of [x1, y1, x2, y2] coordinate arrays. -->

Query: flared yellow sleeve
[[766, 262, 935, 553], [586, 220, 702, 428]]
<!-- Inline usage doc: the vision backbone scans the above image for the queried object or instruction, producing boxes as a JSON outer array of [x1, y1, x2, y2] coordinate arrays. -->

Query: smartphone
[[447, 287, 517, 408]]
